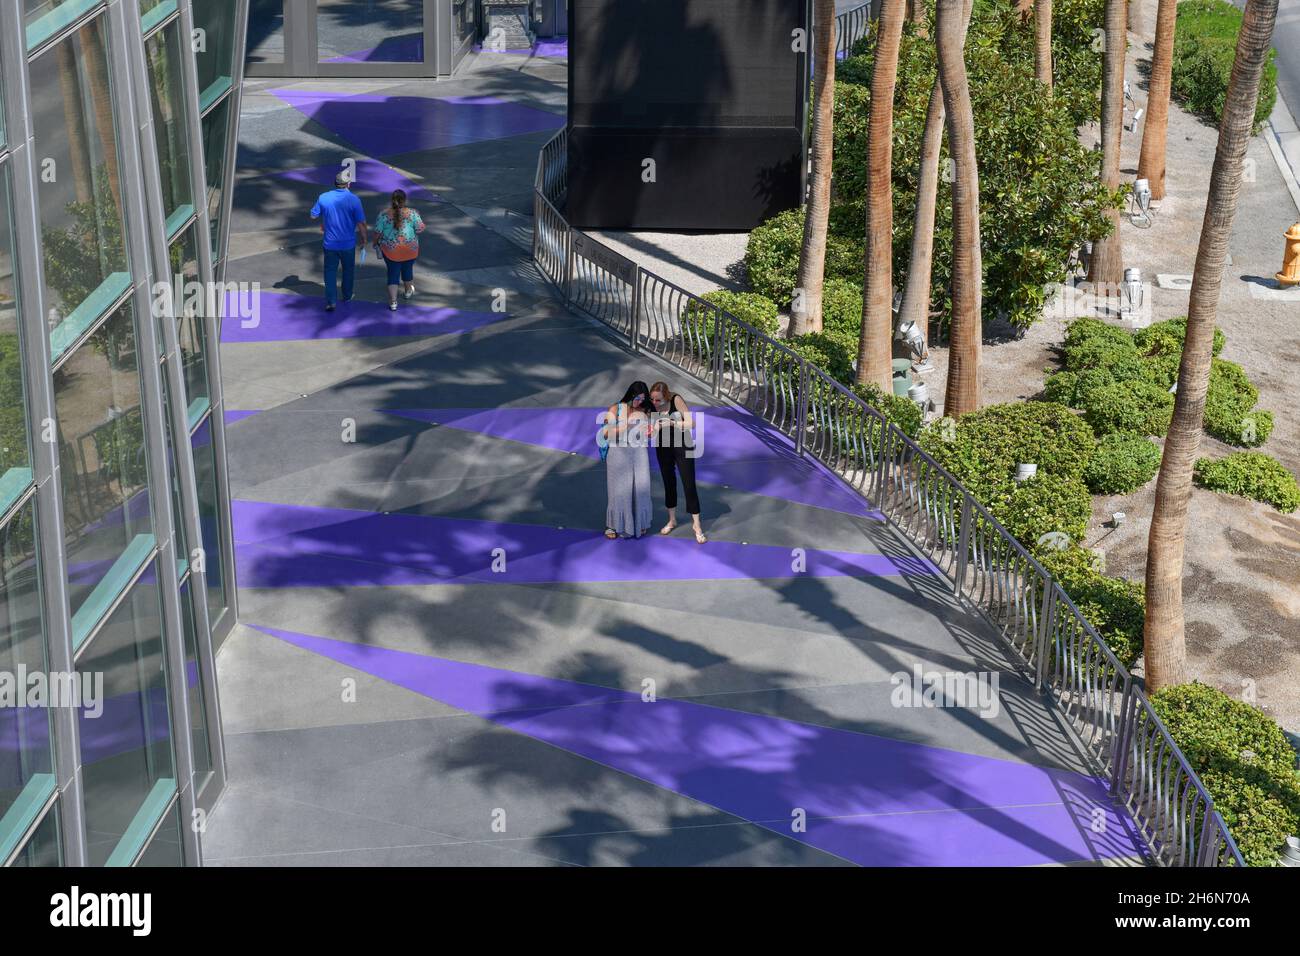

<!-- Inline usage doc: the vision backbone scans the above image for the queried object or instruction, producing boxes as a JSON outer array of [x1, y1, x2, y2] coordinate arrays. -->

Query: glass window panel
[[29, 15, 131, 338], [0, 171, 32, 487], [0, 501, 53, 829], [145, 22, 192, 223], [318, 0, 425, 64], [200, 97, 230, 260], [190, 418, 226, 628], [191, 0, 237, 101], [24, 0, 102, 49], [54, 303, 153, 620], [77, 567, 175, 868], [136, 800, 183, 865], [167, 228, 207, 406], [9, 801, 62, 866], [247, 0, 285, 66], [179, 580, 211, 778]]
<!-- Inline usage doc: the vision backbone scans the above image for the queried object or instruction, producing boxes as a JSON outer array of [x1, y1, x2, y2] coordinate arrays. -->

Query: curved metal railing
[[835, 0, 875, 57], [532, 127, 1243, 868]]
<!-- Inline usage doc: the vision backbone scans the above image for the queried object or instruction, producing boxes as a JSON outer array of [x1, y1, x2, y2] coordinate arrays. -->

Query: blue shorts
[[383, 254, 414, 285]]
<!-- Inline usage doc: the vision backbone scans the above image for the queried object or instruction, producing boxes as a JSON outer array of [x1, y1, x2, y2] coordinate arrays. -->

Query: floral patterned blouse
[[373, 207, 425, 261]]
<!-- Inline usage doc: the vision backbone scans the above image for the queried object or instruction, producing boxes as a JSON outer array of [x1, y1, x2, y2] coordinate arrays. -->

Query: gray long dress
[[605, 408, 653, 537]]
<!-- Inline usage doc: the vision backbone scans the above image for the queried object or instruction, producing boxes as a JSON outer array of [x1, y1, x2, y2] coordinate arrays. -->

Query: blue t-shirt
[[311, 188, 366, 251]]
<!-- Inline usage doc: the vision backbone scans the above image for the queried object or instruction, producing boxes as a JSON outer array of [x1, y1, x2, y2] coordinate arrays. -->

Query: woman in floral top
[[372, 189, 426, 311]]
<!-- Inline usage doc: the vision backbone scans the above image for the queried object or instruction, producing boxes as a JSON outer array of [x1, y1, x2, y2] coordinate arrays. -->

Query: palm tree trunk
[[1137, 0, 1178, 199], [857, 0, 908, 390], [56, 42, 93, 205], [897, 79, 946, 337], [1088, 0, 1128, 287], [937, 0, 981, 416], [792, 0, 838, 337], [1144, 0, 1279, 691], [1035, 0, 1054, 89], [81, 22, 122, 212]]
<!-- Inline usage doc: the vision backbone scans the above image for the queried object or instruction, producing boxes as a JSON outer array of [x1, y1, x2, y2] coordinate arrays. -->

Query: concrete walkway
[[202, 49, 1144, 867]]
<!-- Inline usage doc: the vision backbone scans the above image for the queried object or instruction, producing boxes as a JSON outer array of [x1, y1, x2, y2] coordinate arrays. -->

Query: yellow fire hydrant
[[1278, 222, 1300, 287]]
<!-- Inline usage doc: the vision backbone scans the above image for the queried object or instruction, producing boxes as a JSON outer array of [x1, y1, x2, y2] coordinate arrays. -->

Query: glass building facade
[[0, 0, 245, 867], [245, 0, 486, 77]]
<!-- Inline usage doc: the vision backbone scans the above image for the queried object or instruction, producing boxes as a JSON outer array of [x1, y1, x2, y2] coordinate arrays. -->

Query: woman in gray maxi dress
[[603, 382, 654, 539]]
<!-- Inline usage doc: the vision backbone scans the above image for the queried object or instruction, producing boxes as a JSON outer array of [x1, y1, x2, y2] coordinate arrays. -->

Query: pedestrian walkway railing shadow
[[531, 128, 1244, 868]]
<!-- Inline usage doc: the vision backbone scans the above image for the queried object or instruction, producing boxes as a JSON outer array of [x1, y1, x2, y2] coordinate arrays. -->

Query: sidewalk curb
[[1265, 88, 1300, 218]]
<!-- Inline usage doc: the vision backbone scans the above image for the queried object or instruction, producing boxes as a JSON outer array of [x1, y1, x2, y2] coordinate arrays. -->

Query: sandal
[[604, 528, 618, 540], [659, 521, 677, 536], [693, 528, 707, 544]]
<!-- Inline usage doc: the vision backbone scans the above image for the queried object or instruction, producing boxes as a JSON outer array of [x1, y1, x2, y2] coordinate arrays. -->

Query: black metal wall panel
[[567, 0, 809, 230]]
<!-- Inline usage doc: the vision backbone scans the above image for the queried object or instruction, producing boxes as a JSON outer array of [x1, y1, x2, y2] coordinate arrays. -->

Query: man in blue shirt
[[311, 172, 368, 311]]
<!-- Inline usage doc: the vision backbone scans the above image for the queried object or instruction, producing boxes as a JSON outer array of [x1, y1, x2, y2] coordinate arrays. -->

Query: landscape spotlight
[[1121, 267, 1144, 319], [1129, 178, 1153, 228], [895, 318, 933, 372]]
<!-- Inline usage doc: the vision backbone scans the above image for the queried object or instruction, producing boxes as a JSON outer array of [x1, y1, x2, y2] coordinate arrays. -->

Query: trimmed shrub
[[1061, 336, 1145, 382], [701, 290, 780, 337], [920, 401, 1097, 493], [1039, 547, 1145, 668], [743, 209, 862, 309], [1205, 358, 1272, 447], [853, 381, 923, 439], [788, 332, 855, 386], [820, 278, 864, 339], [1081, 380, 1175, 437], [1172, 0, 1278, 134], [1194, 452, 1300, 513], [1084, 432, 1163, 495], [1133, 316, 1225, 359], [1151, 682, 1300, 866], [985, 474, 1094, 552]]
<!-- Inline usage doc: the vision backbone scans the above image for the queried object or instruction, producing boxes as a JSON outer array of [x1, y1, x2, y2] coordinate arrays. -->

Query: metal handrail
[[532, 127, 1244, 868], [835, 1, 874, 58]]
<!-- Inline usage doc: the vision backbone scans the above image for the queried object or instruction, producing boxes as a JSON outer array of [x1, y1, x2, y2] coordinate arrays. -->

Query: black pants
[[656, 444, 701, 515]]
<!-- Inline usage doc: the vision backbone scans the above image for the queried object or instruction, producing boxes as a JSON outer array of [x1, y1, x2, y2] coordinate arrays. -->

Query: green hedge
[[852, 381, 923, 439], [1056, 318, 1272, 447], [1039, 547, 1145, 668], [1172, 0, 1278, 134], [1084, 432, 1163, 495], [1151, 682, 1300, 866], [920, 402, 1097, 551], [701, 289, 780, 337], [1194, 452, 1300, 513]]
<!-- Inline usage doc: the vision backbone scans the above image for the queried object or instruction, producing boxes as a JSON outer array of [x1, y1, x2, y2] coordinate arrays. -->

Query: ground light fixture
[[1111, 511, 1126, 528], [1129, 178, 1154, 228], [1121, 267, 1145, 320], [1015, 463, 1037, 482], [1282, 836, 1300, 867], [895, 317, 933, 372], [907, 380, 930, 410]]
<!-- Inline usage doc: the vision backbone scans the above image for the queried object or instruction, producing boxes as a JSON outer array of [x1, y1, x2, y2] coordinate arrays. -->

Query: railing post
[[953, 496, 972, 596], [1110, 681, 1137, 795], [1034, 580, 1055, 691], [711, 307, 724, 397], [629, 265, 642, 353], [794, 359, 809, 457], [563, 226, 576, 305]]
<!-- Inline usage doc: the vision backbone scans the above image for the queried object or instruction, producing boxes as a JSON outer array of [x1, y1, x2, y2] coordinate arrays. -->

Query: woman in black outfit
[[649, 380, 707, 543]]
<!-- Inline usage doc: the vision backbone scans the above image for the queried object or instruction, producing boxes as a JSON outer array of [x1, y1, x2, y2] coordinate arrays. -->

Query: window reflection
[[167, 227, 208, 408], [0, 172, 30, 483], [318, 0, 425, 64], [29, 16, 130, 337], [190, 419, 226, 630], [145, 22, 192, 224], [179, 580, 212, 778], [54, 304, 153, 619], [77, 569, 174, 867], [9, 803, 61, 866], [200, 98, 230, 260], [0, 501, 53, 827], [191, 0, 237, 100]]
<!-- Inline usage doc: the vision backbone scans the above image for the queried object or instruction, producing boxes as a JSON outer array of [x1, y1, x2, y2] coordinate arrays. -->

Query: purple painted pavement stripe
[[220, 290, 507, 343], [383, 406, 884, 519], [323, 31, 425, 64], [254, 625, 1146, 866], [225, 410, 261, 427], [231, 500, 933, 588], [273, 159, 439, 204], [271, 90, 564, 156]]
